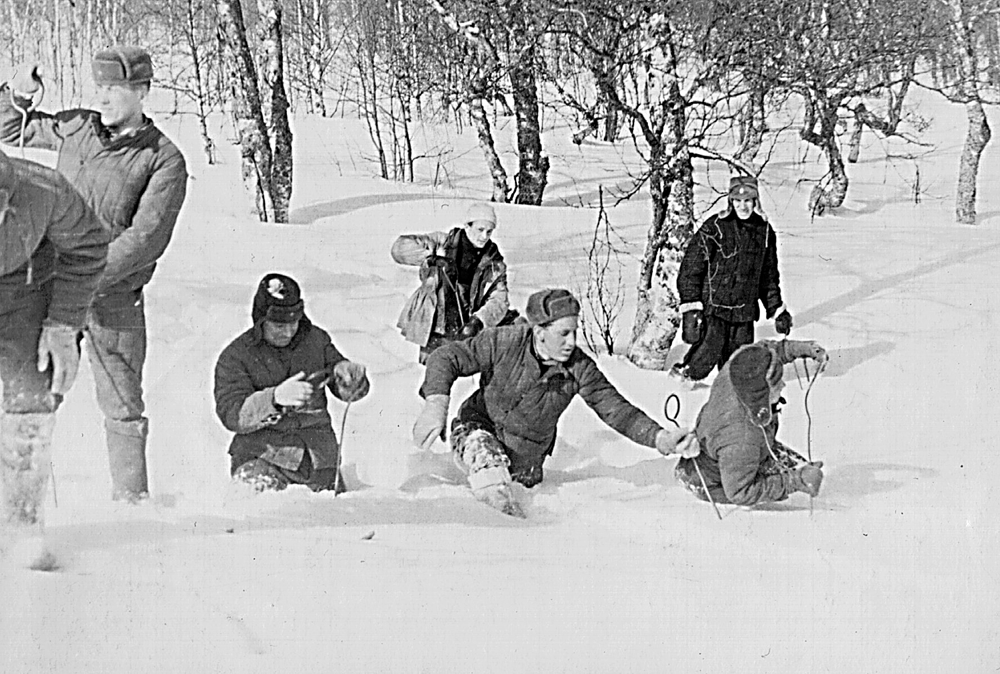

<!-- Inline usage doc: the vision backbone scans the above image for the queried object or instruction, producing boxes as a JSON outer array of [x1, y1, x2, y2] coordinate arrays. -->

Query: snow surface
[[2, 90, 1000, 673]]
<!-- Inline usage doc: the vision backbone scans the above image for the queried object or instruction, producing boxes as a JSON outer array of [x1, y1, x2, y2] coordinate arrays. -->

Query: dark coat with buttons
[[214, 317, 369, 474], [0, 86, 187, 302], [420, 323, 662, 468], [677, 209, 783, 323]]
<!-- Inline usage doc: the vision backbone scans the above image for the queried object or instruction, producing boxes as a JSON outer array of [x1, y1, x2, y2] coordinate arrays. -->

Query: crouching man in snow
[[214, 274, 370, 493], [1, 150, 109, 566], [413, 288, 699, 518], [675, 339, 828, 507]]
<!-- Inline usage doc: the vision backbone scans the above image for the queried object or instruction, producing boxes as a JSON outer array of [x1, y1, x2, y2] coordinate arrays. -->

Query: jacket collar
[[90, 112, 154, 147]]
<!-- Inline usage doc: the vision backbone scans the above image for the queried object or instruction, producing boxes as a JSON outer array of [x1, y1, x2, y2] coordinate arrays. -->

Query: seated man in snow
[[674, 339, 828, 507], [412, 288, 699, 518], [214, 274, 369, 493]]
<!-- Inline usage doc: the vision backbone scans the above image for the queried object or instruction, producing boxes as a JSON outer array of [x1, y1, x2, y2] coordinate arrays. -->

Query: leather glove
[[788, 461, 824, 497], [413, 394, 449, 450], [36, 324, 81, 396], [460, 316, 483, 339], [655, 427, 700, 458], [774, 309, 793, 335], [681, 310, 703, 344], [333, 360, 369, 402], [10, 63, 42, 95], [274, 371, 313, 408]]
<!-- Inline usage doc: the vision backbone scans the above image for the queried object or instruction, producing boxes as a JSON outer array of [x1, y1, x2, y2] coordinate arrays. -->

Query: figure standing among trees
[[674, 176, 793, 382], [0, 149, 109, 567], [1, 46, 189, 502], [392, 202, 513, 364]]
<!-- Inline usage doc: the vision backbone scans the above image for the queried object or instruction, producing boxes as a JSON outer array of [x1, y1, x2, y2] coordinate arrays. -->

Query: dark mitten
[[775, 309, 793, 335], [681, 310, 703, 344], [460, 316, 484, 339], [789, 461, 824, 497]]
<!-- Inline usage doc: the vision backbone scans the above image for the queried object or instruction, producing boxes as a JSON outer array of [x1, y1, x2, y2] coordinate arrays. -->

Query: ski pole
[[334, 401, 352, 495], [664, 393, 722, 520]]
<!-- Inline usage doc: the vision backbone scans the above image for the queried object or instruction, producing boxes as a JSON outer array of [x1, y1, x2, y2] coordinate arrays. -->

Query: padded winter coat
[[420, 323, 662, 468], [677, 210, 783, 323], [678, 340, 807, 506], [214, 318, 370, 474], [392, 227, 509, 346], [0, 86, 187, 299], [0, 154, 108, 327]]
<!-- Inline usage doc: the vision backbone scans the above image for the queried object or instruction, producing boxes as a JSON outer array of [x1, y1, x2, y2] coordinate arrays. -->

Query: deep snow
[[2, 88, 999, 673]]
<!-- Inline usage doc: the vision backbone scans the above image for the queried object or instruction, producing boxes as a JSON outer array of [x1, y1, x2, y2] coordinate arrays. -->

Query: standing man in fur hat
[[1, 46, 189, 502], [392, 202, 514, 364], [1, 149, 108, 566], [675, 339, 828, 507], [413, 288, 699, 517], [674, 175, 792, 382], [214, 274, 370, 493]]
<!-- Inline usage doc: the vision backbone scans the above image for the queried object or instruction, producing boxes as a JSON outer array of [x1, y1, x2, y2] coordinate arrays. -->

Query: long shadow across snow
[[795, 239, 1000, 329], [288, 193, 444, 224]]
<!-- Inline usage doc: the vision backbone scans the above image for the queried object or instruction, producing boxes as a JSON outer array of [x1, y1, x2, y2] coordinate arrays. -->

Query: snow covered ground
[[2, 90, 1000, 673]]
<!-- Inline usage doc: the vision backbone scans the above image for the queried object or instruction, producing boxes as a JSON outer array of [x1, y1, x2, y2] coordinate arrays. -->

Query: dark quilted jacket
[[420, 323, 662, 465], [677, 210, 783, 323], [0, 86, 187, 296], [0, 154, 108, 327], [214, 318, 368, 472]]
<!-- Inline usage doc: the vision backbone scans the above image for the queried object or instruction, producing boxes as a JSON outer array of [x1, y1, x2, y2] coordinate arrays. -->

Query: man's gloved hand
[[274, 371, 313, 408], [460, 316, 483, 339], [10, 63, 43, 95], [775, 309, 793, 335], [655, 427, 700, 458], [789, 461, 824, 497], [681, 310, 703, 344], [333, 360, 369, 402], [419, 254, 452, 282], [36, 324, 81, 396], [413, 394, 449, 451]]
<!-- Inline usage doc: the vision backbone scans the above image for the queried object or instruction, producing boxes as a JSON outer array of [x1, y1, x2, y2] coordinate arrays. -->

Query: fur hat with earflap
[[725, 175, 768, 221], [251, 273, 305, 325], [729, 344, 783, 427]]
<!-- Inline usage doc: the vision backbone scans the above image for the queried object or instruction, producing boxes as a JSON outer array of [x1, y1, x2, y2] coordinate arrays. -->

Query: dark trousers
[[680, 315, 754, 381], [84, 290, 149, 498], [0, 278, 58, 414], [232, 452, 339, 493]]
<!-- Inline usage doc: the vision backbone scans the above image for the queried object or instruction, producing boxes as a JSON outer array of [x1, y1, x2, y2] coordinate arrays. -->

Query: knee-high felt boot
[[1, 413, 59, 569], [1, 412, 56, 529], [106, 418, 149, 502]]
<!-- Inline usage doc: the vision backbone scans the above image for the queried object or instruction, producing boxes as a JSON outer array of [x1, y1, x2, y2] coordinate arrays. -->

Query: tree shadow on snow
[[795, 239, 1000, 330], [288, 193, 440, 224]]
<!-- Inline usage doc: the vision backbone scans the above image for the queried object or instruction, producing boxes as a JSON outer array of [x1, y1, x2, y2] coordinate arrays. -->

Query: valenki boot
[[1, 412, 57, 569]]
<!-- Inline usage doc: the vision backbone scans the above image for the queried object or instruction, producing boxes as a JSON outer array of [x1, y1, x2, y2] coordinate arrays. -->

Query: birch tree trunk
[[508, 21, 548, 205], [258, 0, 293, 223], [625, 74, 695, 370], [801, 94, 849, 216], [950, 0, 992, 225], [468, 80, 510, 202], [217, 0, 275, 220]]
